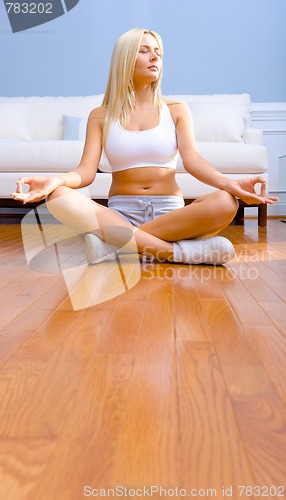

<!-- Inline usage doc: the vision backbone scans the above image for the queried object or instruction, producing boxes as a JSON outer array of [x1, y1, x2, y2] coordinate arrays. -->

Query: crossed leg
[[139, 190, 238, 240], [47, 187, 238, 262]]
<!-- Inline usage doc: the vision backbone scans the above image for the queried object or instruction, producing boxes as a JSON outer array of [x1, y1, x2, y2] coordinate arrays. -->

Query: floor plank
[[176, 340, 255, 489]]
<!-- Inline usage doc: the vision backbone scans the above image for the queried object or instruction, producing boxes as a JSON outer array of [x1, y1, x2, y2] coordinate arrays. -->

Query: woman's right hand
[[11, 176, 64, 204]]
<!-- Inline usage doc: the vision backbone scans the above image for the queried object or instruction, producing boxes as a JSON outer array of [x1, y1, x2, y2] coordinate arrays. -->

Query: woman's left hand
[[225, 176, 279, 205]]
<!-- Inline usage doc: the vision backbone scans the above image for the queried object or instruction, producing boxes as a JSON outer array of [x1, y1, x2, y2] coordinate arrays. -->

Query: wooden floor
[[0, 219, 286, 500]]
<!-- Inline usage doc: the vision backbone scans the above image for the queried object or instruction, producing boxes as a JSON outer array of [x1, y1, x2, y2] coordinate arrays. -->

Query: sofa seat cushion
[[176, 142, 268, 174], [0, 140, 84, 172], [0, 140, 267, 177]]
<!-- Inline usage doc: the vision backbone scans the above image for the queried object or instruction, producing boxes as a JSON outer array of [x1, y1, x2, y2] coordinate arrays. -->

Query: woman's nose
[[150, 51, 158, 61]]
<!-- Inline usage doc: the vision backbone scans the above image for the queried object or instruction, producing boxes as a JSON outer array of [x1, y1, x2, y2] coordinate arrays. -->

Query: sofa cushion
[[0, 103, 31, 140], [63, 115, 88, 140], [176, 142, 268, 174], [0, 140, 84, 171], [0, 140, 114, 173], [0, 95, 104, 140], [189, 102, 249, 142], [164, 93, 252, 129]]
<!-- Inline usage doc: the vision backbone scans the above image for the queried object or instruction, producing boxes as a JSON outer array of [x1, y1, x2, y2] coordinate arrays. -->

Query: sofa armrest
[[242, 128, 263, 145]]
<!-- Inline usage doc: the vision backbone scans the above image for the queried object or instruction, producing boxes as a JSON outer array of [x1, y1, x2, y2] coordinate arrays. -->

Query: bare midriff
[[108, 167, 183, 197]]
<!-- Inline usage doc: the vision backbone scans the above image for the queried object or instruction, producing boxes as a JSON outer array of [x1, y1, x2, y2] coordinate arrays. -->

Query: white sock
[[172, 237, 234, 265], [173, 242, 183, 262]]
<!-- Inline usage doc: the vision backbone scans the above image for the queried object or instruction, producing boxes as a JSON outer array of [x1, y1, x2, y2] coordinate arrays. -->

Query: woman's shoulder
[[163, 98, 189, 114], [163, 99, 190, 122], [163, 98, 188, 107], [89, 106, 107, 120]]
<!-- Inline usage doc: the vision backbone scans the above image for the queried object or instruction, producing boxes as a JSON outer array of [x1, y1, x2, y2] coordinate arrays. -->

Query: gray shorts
[[108, 195, 185, 227]]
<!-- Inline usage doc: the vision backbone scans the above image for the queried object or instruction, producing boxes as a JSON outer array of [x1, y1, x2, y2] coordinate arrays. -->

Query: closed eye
[[139, 45, 161, 57]]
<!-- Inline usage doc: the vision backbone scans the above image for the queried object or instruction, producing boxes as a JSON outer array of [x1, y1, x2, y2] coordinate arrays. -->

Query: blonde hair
[[102, 28, 164, 146]]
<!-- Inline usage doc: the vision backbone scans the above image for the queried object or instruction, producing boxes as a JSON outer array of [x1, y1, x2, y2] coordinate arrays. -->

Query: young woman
[[11, 28, 278, 265]]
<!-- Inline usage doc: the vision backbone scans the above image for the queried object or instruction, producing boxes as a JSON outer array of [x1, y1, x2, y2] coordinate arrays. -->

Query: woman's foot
[[173, 236, 235, 265]]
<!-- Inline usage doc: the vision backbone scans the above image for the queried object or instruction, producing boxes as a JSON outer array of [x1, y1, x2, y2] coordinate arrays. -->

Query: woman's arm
[[173, 102, 228, 189], [172, 102, 278, 205], [11, 107, 104, 203], [58, 107, 104, 188]]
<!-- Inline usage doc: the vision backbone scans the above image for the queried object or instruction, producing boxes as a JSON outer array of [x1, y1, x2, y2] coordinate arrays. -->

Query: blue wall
[[0, 0, 285, 101]]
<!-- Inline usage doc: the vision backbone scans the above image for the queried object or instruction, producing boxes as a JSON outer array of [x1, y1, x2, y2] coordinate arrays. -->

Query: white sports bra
[[104, 103, 178, 172]]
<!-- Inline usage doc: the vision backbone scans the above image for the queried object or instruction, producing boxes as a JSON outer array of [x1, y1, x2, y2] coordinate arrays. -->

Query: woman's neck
[[133, 85, 154, 107]]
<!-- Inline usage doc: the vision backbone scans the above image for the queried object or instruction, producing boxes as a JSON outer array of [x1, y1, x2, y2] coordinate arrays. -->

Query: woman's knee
[[214, 190, 238, 217], [205, 191, 238, 229], [46, 187, 100, 233], [46, 186, 81, 220], [47, 185, 73, 202]]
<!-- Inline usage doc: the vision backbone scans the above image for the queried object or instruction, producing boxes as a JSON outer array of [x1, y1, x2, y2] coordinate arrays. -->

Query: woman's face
[[133, 33, 162, 85]]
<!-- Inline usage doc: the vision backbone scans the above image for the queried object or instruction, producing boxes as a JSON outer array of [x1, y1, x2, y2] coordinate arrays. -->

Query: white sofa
[[0, 93, 268, 224]]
